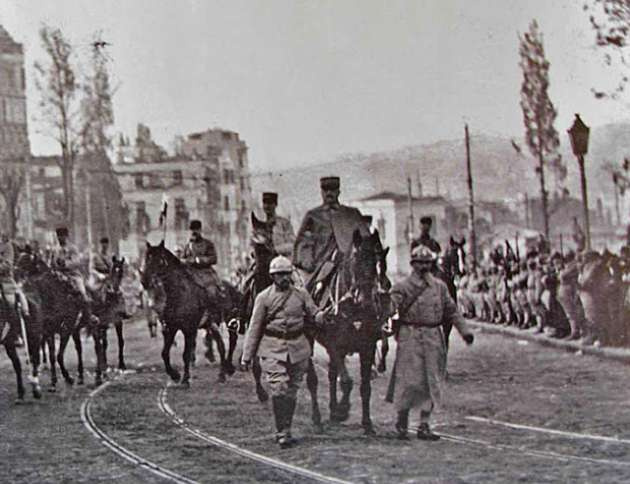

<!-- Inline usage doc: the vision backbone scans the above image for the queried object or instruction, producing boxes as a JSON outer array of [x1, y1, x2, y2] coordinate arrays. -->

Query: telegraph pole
[[407, 176, 415, 242], [84, 170, 93, 273], [465, 124, 477, 270]]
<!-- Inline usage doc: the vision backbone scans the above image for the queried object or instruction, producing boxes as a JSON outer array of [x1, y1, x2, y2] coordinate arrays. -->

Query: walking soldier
[[386, 245, 474, 441], [241, 255, 326, 448]]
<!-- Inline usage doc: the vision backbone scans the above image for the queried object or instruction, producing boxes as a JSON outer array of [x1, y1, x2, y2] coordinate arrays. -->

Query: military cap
[[55, 227, 69, 237], [189, 220, 202, 230], [419, 216, 433, 225], [320, 176, 340, 190], [362, 215, 373, 224], [410, 245, 436, 263], [99, 237, 109, 244], [262, 192, 278, 204]]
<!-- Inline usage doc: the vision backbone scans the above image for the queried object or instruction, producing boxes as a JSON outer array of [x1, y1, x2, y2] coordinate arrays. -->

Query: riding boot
[[285, 397, 297, 441], [272, 396, 286, 440], [395, 409, 409, 440]]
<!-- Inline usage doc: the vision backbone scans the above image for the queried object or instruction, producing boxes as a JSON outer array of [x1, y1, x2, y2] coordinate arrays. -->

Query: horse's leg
[[227, 329, 238, 370], [6, 340, 25, 402], [92, 327, 104, 386], [27, 327, 42, 399], [72, 329, 84, 385], [337, 356, 353, 422], [181, 330, 194, 387], [377, 333, 389, 373], [360, 348, 376, 435], [101, 325, 109, 370], [161, 326, 180, 382], [57, 330, 74, 385], [203, 328, 215, 363], [40, 337, 48, 369], [209, 322, 231, 380], [306, 357, 323, 432], [47, 334, 57, 391], [328, 352, 340, 422], [252, 357, 268, 402], [115, 320, 126, 370]]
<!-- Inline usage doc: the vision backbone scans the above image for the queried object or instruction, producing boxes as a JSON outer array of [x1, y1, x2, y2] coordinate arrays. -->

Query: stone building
[[114, 126, 253, 277], [0, 25, 33, 238]]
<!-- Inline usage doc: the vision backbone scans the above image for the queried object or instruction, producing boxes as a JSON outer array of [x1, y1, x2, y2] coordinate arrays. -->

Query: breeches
[[260, 356, 308, 399]]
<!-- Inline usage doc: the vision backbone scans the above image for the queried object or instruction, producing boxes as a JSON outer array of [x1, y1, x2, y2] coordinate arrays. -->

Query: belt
[[400, 321, 443, 328], [264, 327, 304, 340]]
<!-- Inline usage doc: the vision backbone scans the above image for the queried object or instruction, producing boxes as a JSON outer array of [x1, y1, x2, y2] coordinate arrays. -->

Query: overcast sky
[[4, 0, 627, 171]]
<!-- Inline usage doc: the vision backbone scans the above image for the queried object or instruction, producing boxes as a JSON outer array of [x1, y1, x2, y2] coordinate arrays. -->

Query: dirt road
[[2, 318, 630, 483]]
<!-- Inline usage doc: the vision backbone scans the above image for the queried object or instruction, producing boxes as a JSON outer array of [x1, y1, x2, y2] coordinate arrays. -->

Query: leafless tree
[[519, 20, 565, 240], [0, 159, 26, 238], [33, 24, 80, 229]]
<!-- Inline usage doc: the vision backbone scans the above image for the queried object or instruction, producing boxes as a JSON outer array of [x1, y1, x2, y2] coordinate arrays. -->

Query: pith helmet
[[410, 245, 436, 263], [269, 256, 293, 274]]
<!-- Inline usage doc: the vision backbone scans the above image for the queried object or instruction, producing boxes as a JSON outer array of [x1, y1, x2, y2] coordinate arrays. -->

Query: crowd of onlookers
[[456, 244, 630, 348]]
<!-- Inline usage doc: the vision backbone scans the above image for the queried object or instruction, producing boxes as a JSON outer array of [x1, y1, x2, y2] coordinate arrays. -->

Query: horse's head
[[110, 255, 126, 292], [142, 240, 180, 287], [14, 250, 48, 281], [446, 236, 466, 276], [250, 212, 275, 270]]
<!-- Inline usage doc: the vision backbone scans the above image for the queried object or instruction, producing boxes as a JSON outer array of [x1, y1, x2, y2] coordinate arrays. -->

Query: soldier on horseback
[[411, 216, 442, 254], [262, 192, 295, 257], [182, 220, 222, 303], [50, 227, 90, 306], [89, 237, 112, 304], [0, 232, 30, 320], [293, 176, 369, 304]]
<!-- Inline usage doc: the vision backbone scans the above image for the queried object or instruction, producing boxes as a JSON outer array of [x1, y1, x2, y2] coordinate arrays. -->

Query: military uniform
[[242, 257, 324, 446], [0, 238, 29, 315], [410, 233, 442, 254], [386, 248, 472, 439], [268, 215, 296, 257], [182, 235, 220, 301], [51, 239, 89, 302], [89, 249, 112, 297]]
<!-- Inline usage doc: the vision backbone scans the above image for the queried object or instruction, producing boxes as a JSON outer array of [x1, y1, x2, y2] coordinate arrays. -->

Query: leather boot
[[272, 396, 285, 440], [283, 397, 297, 447], [395, 410, 409, 440]]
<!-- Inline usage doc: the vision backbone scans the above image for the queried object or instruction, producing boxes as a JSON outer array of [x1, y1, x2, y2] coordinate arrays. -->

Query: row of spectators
[[456, 245, 630, 348]]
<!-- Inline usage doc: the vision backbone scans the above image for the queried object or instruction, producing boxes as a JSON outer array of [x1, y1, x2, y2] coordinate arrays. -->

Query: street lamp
[[567, 114, 591, 250]]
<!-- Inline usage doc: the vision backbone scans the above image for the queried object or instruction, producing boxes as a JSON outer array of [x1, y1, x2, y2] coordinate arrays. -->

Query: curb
[[467, 320, 630, 365]]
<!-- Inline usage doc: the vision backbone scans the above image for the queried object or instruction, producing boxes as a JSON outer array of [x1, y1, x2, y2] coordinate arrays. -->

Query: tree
[[584, 0, 630, 99], [33, 24, 80, 229], [0, 159, 26, 238], [519, 20, 565, 240]]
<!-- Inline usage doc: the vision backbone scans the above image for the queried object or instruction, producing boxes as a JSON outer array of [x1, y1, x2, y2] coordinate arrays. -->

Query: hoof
[[363, 424, 376, 436], [169, 370, 181, 383], [77, 377, 85, 386], [313, 422, 325, 434], [377, 362, 386, 374], [224, 362, 236, 376], [256, 388, 269, 403], [15, 395, 25, 405], [330, 412, 349, 423], [118, 363, 127, 371], [64, 377, 75, 386], [181, 379, 190, 388], [204, 351, 216, 363]]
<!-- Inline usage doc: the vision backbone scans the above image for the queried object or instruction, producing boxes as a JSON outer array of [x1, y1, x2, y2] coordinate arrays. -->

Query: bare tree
[[33, 24, 80, 229], [0, 159, 26, 238], [519, 20, 565, 240], [585, 0, 630, 99]]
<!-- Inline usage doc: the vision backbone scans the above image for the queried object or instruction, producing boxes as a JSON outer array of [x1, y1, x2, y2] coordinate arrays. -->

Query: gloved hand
[[463, 333, 474, 346]]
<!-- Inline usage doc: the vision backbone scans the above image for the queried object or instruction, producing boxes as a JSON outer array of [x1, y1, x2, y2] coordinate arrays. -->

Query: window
[[174, 198, 189, 230], [134, 173, 144, 188], [224, 195, 230, 211], [172, 170, 183, 186]]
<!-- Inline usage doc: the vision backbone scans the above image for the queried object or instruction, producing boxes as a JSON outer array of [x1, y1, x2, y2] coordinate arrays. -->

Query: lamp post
[[567, 114, 591, 251]]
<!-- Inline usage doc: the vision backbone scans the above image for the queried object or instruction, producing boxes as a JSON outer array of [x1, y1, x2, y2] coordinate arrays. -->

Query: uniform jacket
[[269, 215, 296, 257], [183, 236, 217, 269], [93, 251, 111, 275], [391, 271, 469, 332], [411, 234, 442, 254], [293, 204, 366, 273], [242, 284, 320, 364], [51, 243, 83, 276]]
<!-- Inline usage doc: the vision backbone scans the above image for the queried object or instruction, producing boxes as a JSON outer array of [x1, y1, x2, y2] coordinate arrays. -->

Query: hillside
[[250, 123, 630, 224]]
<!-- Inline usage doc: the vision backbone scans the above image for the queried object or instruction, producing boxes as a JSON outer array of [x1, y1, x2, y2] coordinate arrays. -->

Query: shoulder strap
[[398, 279, 430, 318], [265, 288, 294, 325]]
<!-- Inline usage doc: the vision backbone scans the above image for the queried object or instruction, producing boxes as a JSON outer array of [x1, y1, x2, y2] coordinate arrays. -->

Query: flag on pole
[[159, 194, 168, 227]]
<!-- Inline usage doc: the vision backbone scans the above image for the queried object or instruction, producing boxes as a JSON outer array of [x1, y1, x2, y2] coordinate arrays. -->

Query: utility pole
[[407, 176, 415, 242], [465, 124, 477, 270], [524, 192, 530, 229], [84, 170, 93, 273]]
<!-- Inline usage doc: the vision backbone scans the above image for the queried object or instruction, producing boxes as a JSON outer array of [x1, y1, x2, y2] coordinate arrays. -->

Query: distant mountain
[[250, 123, 630, 224]]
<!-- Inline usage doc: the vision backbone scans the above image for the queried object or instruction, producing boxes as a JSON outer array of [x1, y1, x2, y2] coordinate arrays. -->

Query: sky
[[3, 0, 628, 172]]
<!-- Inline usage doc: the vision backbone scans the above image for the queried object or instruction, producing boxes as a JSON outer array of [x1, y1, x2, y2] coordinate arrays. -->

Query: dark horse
[[90, 256, 129, 371], [439, 237, 466, 348], [0, 283, 43, 401], [141, 241, 230, 385], [14, 251, 103, 388], [305, 229, 388, 435]]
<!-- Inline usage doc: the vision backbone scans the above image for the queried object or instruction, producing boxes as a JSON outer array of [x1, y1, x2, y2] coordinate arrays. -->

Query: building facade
[[0, 25, 32, 238], [350, 191, 453, 276], [114, 126, 253, 277]]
